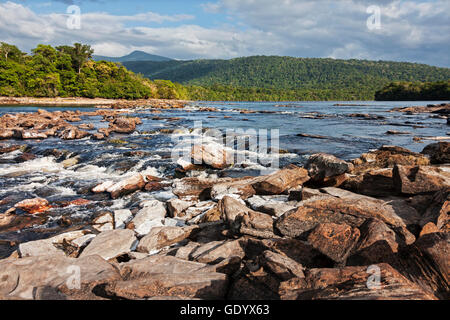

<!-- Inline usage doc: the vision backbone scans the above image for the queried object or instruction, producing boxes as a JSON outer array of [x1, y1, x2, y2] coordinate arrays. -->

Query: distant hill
[[93, 50, 173, 63], [122, 56, 450, 99]]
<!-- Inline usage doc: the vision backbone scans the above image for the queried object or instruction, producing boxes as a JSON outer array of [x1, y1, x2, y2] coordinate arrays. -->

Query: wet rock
[[172, 177, 215, 200], [61, 156, 80, 168], [104, 272, 228, 300], [144, 181, 166, 192], [0, 211, 47, 233], [137, 226, 199, 253], [60, 128, 89, 140], [191, 143, 231, 169], [342, 168, 395, 197], [13, 152, 35, 163], [109, 117, 139, 134], [0, 254, 121, 300], [306, 153, 353, 186], [106, 173, 146, 199], [352, 145, 430, 174], [20, 130, 48, 140], [129, 200, 167, 237], [421, 142, 450, 164], [80, 229, 137, 261], [219, 196, 275, 238], [251, 165, 310, 195], [393, 165, 450, 195], [14, 198, 51, 214], [279, 263, 436, 300]]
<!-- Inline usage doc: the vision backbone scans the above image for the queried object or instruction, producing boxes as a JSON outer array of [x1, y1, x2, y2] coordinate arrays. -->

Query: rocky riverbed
[[0, 101, 448, 300]]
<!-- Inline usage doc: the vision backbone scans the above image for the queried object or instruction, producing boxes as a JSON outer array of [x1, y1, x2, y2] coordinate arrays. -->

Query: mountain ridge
[[93, 50, 173, 63]]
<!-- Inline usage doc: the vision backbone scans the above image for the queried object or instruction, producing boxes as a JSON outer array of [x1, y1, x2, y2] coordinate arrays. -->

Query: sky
[[0, 0, 449, 67]]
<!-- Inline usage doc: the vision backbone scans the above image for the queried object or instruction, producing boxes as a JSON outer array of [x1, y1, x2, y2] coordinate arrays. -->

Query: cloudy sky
[[0, 0, 449, 67]]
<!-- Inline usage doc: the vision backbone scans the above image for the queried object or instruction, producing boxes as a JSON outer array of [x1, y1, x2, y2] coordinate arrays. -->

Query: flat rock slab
[[80, 229, 137, 261]]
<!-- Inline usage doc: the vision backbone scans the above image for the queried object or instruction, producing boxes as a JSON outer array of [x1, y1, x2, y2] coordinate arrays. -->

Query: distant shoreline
[[0, 97, 191, 108]]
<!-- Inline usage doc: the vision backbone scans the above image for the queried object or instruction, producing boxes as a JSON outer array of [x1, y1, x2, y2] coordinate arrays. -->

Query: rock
[[421, 142, 450, 164], [342, 168, 395, 197], [137, 226, 198, 253], [276, 194, 411, 239], [393, 165, 450, 195], [114, 209, 133, 229], [0, 254, 120, 300], [219, 196, 275, 238], [92, 181, 115, 193], [91, 211, 114, 232], [106, 173, 146, 199], [210, 176, 259, 200], [61, 156, 80, 168], [172, 177, 216, 200], [60, 128, 89, 140], [420, 222, 440, 237], [306, 153, 353, 186], [119, 255, 210, 279], [258, 250, 305, 280], [109, 117, 138, 134], [167, 199, 196, 218], [20, 130, 48, 140], [307, 223, 360, 264], [129, 200, 167, 236], [181, 239, 246, 264], [352, 145, 430, 174], [19, 230, 93, 258], [348, 219, 401, 266], [251, 165, 310, 195], [279, 263, 436, 300], [0, 130, 14, 139], [80, 229, 137, 261], [191, 143, 231, 169], [14, 198, 51, 214], [104, 272, 228, 300], [246, 195, 297, 217], [419, 188, 449, 232]]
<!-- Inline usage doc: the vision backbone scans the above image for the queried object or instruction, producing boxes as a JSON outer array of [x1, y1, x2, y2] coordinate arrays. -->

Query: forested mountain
[[93, 51, 173, 63], [124, 56, 450, 100]]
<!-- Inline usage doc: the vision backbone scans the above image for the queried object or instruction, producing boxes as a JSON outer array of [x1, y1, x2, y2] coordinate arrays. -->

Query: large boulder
[[191, 143, 231, 169], [14, 198, 51, 214], [219, 196, 275, 238], [342, 168, 395, 197], [251, 165, 310, 195], [421, 142, 450, 164], [105, 173, 146, 199], [79, 229, 137, 261], [129, 200, 167, 237], [306, 153, 353, 186], [0, 254, 120, 300], [109, 117, 139, 134], [393, 165, 450, 195]]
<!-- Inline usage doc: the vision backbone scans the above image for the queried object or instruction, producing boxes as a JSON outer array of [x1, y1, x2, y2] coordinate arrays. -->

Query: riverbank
[[0, 97, 190, 109]]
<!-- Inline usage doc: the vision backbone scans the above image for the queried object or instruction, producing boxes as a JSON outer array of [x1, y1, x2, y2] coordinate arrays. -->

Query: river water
[[0, 100, 448, 249]]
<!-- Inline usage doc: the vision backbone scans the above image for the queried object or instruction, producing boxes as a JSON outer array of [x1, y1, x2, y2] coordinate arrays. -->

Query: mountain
[[122, 56, 450, 99], [93, 50, 173, 63]]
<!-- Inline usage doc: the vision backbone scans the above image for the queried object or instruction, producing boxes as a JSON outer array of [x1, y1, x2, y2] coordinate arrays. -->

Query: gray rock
[[80, 229, 137, 261]]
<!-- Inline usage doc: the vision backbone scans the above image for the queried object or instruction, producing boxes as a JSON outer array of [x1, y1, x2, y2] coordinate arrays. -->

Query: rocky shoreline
[[0, 102, 449, 301]]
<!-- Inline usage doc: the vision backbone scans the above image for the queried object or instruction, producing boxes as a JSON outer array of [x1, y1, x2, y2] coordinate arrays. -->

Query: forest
[[0, 42, 188, 100], [375, 81, 450, 101]]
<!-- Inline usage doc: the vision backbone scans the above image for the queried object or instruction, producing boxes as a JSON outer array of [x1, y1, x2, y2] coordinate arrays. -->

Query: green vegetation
[[124, 56, 450, 100], [375, 81, 450, 101], [0, 42, 188, 100]]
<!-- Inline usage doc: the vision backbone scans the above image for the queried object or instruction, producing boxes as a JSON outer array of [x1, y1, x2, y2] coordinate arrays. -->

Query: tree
[[73, 43, 94, 74], [0, 42, 24, 62]]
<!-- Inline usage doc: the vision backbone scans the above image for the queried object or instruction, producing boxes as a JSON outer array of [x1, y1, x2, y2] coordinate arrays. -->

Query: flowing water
[[0, 100, 448, 251]]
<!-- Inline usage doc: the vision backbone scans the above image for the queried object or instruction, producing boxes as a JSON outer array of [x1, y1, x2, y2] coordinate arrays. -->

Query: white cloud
[[0, 0, 449, 66]]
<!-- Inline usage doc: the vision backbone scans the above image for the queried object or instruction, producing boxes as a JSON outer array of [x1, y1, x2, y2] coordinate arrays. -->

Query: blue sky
[[1, 0, 449, 67]]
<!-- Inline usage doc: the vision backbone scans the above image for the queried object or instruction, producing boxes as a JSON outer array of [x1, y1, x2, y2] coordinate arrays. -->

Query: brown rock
[[191, 143, 231, 169], [106, 173, 146, 199], [306, 153, 353, 186], [419, 188, 449, 232], [109, 117, 138, 134], [342, 168, 396, 197], [279, 263, 436, 300], [259, 250, 305, 280], [307, 223, 360, 264], [14, 198, 51, 214], [421, 142, 450, 164], [393, 165, 450, 195], [104, 272, 228, 300], [251, 165, 310, 195], [137, 226, 198, 253]]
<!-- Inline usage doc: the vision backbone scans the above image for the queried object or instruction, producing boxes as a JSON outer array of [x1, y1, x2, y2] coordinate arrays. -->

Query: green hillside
[[375, 81, 450, 101], [123, 56, 450, 100]]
